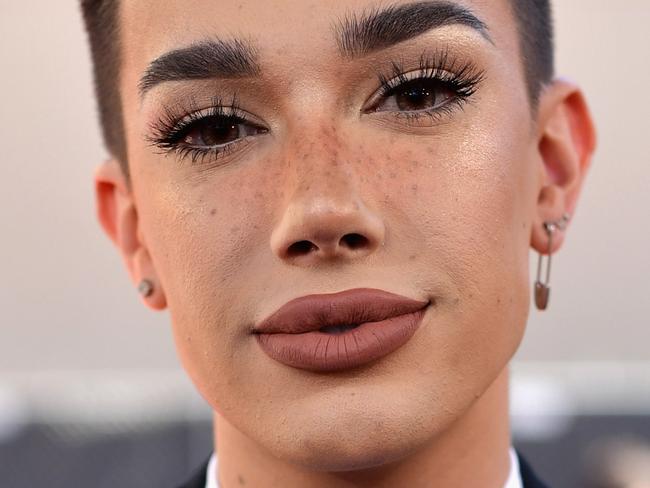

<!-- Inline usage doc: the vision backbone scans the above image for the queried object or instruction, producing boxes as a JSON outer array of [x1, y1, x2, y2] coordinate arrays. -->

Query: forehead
[[120, 0, 520, 78]]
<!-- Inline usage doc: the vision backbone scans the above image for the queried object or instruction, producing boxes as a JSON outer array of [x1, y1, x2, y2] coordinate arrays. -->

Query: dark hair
[[510, 0, 554, 107], [80, 0, 126, 174], [80, 0, 554, 176]]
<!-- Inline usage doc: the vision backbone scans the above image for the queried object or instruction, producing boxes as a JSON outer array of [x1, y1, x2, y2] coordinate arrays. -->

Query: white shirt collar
[[505, 447, 524, 488], [205, 447, 523, 488], [205, 452, 218, 488]]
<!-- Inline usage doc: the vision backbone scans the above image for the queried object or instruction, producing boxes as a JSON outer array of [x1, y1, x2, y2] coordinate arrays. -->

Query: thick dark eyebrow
[[138, 38, 261, 99], [334, 1, 492, 58]]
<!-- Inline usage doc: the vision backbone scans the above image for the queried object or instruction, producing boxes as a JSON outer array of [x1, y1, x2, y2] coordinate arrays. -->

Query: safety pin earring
[[535, 213, 570, 311]]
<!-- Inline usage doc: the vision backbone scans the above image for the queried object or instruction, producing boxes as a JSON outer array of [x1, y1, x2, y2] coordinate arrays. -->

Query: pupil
[[396, 81, 436, 111], [200, 123, 239, 146]]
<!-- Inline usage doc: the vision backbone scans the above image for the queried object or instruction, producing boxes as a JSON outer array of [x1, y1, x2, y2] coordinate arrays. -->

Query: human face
[[119, 0, 536, 469]]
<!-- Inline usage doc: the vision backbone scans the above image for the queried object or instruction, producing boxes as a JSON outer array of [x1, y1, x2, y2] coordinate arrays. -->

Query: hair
[[80, 0, 554, 177]]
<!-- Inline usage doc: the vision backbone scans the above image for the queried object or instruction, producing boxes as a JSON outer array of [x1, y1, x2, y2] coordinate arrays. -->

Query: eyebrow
[[138, 1, 490, 99], [334, 1, 492, 58], [138, 38, 261, 99]]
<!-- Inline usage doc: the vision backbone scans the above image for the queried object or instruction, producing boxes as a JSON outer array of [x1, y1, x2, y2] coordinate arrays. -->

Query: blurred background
[[1, 1, 649, 487]]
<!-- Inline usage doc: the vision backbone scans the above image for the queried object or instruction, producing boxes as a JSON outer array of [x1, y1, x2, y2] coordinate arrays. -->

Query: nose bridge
[[270, 128, 386, 264]]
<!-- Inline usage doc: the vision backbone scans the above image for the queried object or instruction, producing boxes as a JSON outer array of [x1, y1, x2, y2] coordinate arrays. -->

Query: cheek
[[134, 160, 281, 392], [382, 124, 535, 387]]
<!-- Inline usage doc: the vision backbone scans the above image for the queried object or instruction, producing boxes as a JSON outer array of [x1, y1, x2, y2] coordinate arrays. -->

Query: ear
[[531, 79, 597, 254], [95, 159, 167, 310]]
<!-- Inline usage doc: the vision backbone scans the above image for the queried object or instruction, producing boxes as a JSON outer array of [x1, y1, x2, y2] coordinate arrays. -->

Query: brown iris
[[184, 118, 240, 147], [399, 79, 457, 112]]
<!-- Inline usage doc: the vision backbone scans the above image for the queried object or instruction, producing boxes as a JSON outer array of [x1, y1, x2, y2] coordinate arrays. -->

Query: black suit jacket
[[176, 452, 550, 488]]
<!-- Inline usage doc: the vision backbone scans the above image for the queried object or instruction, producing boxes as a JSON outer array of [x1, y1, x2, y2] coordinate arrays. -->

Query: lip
[[254, 288, 430, 372]]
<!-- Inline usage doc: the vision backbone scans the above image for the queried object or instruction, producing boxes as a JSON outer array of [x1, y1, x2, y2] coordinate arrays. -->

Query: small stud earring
[[137, 279, 154, 298], [534, 213, 570, 311]]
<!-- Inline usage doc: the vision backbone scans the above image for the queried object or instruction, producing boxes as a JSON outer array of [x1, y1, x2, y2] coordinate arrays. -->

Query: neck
[[213, 366, 512, 488]]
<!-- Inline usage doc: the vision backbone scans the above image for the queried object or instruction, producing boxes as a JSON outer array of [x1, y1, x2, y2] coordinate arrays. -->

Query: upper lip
[[253, 288, 430, 334]]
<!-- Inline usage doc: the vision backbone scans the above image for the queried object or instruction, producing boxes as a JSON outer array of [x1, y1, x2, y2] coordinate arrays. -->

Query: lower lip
[[255, 308, 428, 372]]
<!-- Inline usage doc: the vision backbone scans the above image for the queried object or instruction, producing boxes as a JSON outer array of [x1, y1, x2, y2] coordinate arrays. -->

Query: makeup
[[254, 288, 430, 372]]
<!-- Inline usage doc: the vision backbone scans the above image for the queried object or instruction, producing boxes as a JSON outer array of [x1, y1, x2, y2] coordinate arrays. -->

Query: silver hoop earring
[[534, 213, 570, 311], [137, 279, 154, 298]]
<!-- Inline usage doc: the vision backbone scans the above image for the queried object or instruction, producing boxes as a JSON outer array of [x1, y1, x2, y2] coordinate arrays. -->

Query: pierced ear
[[95, 160, 167, 310], [531, 79, 597, 254]]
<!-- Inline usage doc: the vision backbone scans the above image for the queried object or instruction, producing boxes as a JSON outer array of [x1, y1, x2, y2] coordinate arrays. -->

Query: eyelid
[[174, 105, 268, 131]]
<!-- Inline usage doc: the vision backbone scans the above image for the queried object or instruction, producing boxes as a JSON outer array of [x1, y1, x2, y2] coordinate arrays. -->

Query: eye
[[180, 114, 267, 149], [373, 78, 456, 113], [148, 99, 270, 165], [363, 54, 485, 122]]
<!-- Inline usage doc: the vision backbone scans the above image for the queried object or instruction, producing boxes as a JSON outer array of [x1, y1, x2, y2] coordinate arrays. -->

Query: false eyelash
[[146, 95, 250, 164], [374, 49, 486, 119]]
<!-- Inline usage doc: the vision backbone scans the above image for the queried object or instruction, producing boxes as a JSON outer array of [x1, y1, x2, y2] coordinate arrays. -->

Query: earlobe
[[94, 159, 167, 311], [531, 79, 597, 254]]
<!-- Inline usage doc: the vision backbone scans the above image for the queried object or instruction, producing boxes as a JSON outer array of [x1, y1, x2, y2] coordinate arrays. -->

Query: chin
[[259, 395, 457, 473]]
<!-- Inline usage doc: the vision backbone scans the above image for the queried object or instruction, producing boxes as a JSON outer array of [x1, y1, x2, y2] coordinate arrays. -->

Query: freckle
[[230, 226, 241, 234], [411, 160, 419, 167], [238, 474, 246, 485], [210, 208, 217, 216], [389, 172, 397, 179], [497, 297, 502, 305], [409, 254, 416, 261], [254, 191, 263, 199]]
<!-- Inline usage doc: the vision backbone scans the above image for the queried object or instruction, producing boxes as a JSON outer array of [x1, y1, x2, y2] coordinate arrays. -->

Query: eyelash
[[371, 50, 485, 123], [147, 51, 486, 164], [147, 97, 262, 165]]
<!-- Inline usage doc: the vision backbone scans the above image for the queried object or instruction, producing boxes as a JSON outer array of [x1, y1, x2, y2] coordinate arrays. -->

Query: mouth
[[253, 288, 431, 372], [318, 323, 361, 334]]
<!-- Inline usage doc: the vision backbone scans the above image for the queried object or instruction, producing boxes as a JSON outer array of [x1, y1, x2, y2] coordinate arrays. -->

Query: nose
[[270, 166, 385, 265]]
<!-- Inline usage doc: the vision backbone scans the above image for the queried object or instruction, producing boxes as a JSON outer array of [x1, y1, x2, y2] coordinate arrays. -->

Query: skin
[[95, 0, 596, 486]]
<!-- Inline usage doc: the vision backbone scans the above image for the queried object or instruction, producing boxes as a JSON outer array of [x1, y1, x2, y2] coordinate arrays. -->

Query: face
[[117, 0, 543, 470]]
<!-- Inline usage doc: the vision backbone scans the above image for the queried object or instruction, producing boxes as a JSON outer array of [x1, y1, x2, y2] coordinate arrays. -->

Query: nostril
[[340, 233, 369, 250], [287, 240, 318, 257]]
